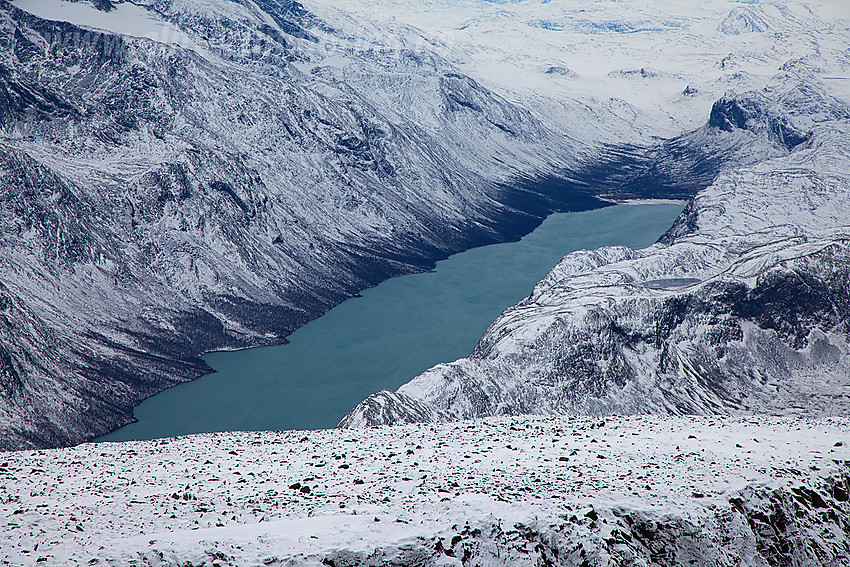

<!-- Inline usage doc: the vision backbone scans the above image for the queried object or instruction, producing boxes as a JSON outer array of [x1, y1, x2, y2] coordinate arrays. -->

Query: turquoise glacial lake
[[98, 203, 683, 442]]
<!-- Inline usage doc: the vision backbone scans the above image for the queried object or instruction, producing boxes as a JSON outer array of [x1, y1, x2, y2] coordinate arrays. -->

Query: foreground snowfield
[[1, 415, 848, 566]]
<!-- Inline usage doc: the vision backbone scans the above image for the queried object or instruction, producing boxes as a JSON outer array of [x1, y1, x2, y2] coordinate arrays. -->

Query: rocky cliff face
[[342, 73, 850, 427]]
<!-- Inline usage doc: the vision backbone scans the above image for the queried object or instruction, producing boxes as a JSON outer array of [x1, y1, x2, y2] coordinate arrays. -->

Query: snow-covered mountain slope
[[1, 414, 848, 566], [342, 73, 850, 427], [0, 0, 645, 451], [1, 0, 848, 451], [327, 0, 850, 143]]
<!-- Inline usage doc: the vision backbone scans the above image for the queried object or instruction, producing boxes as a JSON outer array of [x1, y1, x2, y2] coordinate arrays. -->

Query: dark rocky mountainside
[[0, 0, 569, 449]]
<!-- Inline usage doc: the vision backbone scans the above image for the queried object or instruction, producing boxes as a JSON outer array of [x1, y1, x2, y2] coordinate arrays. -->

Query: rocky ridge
[[0, 414, 848, 566]]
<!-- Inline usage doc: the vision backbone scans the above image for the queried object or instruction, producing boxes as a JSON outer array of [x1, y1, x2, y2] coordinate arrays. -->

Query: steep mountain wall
[[0, 0, 606, 449]]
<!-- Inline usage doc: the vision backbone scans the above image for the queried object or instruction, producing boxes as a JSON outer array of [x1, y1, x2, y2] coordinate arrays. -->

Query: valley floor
[[1, 414, 848, 566]]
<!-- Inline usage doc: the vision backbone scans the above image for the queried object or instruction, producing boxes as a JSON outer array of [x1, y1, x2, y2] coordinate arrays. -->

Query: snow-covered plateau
[[1, 414, 849, 566]]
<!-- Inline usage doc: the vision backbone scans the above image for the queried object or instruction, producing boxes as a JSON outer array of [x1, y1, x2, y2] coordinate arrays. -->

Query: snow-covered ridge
[[324, 0, 850, 141], [10, 0, 200, 49], [342, 75, 850, 427], [1, 414, 848, 566]]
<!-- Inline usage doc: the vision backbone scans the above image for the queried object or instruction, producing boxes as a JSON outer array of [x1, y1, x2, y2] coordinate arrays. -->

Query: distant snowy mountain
[[1, 0, 849, 450], [342, 71, 850, 427]]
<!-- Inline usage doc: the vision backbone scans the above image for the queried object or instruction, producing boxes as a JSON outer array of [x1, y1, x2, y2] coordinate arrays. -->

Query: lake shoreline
[[97, 203, 685, 443]]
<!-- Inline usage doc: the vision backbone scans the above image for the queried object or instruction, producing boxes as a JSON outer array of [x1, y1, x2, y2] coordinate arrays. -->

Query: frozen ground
[[1, 414, 848, 566]]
